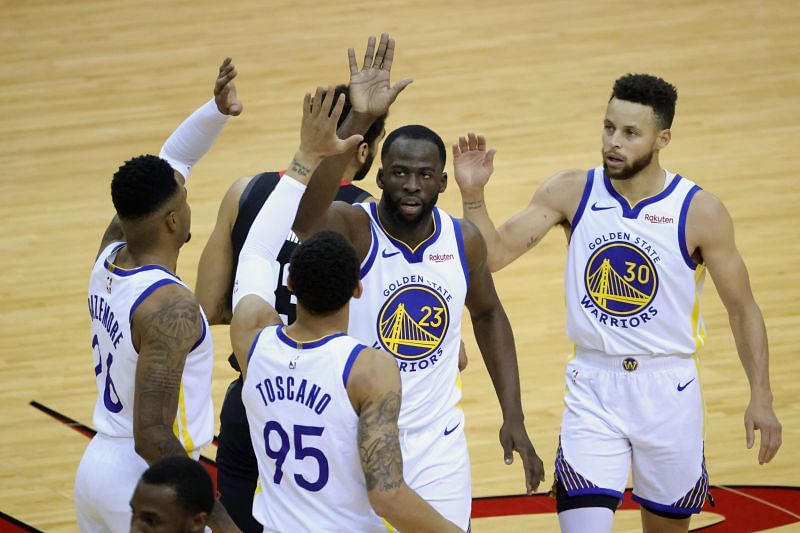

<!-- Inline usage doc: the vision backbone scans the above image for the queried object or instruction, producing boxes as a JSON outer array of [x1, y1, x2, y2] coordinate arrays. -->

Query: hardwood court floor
[[0, 0, 797, 530]]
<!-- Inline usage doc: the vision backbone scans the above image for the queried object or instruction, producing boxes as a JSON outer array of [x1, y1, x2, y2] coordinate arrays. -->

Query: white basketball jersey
[[348, 203, 469, 432], [565, 167, 707, 355], [87, 242, 214, 453], [243, 325, 386, 532]]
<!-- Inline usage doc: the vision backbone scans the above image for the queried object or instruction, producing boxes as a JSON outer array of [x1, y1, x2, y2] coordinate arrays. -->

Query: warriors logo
[[377, 284, 449, 360], [584, 242, 658, 316]]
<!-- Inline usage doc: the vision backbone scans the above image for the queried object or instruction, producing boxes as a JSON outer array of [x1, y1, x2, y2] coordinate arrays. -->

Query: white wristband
[[159, 98, 229, 181]]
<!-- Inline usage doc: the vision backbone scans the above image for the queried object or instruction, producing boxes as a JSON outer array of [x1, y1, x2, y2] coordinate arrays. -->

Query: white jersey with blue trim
[[348, 203, 470, 432], [242, 325, 386, 532], [565, 166, 706, 356], [87, 242, 214, 453]]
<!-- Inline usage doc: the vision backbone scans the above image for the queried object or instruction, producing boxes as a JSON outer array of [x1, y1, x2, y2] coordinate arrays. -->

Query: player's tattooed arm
[[350, 350, 461, 532], [358, 390, 403, 491], [132, 285, 201, 464]]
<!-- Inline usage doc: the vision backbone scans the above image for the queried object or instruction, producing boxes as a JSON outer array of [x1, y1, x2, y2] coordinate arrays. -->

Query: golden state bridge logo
[[584, 242, 658, 316], [377, 284, 449, 360]]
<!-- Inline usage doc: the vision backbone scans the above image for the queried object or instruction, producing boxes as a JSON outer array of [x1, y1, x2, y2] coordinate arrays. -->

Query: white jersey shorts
[[75, 434, 149, 532], [555, 349, 709, 515], [401, 408, 471, 531]]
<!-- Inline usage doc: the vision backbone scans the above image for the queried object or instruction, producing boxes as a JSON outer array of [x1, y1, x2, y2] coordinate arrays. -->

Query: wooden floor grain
[[1, 0, 797, 530]]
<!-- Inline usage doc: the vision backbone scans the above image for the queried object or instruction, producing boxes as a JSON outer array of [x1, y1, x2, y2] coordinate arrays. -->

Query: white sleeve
[[232, 175, 307, 312], [159, 98, 229, 181]]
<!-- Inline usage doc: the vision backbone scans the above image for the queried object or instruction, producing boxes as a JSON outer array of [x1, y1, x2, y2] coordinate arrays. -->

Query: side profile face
[[602, 97, 670, 181], [377, 137, 447, 225], [164, 178, 192, 246], [130, 481, 206, 533]]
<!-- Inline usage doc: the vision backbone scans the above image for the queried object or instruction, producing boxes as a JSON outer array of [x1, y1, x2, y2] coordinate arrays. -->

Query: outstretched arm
[[461, 219, 545, 493], [293, 33, 412, 242], [159, 57, 241, 183], [453, 134, 582, 271], [97, 58, 241, 259], [688, 191, 781, 464], [231, 87, 364, 375], [348, 349, 462, 532]]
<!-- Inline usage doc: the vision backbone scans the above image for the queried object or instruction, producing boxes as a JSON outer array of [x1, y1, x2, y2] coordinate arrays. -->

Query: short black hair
[[330, 85, 387, 148], [381, 125, 446, 167], [111, 155, 178, 220], [140, 456, 214, 514], [289, 231, 359, 315], [611, 73, 678, 129]]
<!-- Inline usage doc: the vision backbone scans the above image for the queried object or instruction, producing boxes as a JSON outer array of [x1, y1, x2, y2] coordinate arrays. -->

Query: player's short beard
[[351, 151, 375, 182], [382, 191, 438, 225], [604, 150, 654, 181]]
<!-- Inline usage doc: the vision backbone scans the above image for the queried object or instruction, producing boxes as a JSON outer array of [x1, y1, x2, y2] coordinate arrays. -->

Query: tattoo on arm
[[526, 234, 539, 248], [358, 391, 403, 491], [289, 159, 312, 177], [134, 296, 201, 461], [463, 200, 484, 210]]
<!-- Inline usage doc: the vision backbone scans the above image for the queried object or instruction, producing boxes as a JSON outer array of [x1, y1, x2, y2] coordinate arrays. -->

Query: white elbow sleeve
[[232, 176, 307, 312], [233, 254, 277, 312], [159, 98, 229, 181]]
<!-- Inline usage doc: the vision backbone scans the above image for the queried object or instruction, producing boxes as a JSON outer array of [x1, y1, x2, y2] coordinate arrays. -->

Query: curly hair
[[611, 73, 678, 130], [381, 124, 446, 167], [111, 155, 178, 219], [140, 456, 214, 514], [289, 231, 359, 315]]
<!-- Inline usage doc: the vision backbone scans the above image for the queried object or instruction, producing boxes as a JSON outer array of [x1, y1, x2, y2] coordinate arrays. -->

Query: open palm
[[348, 33, 412, 117], [453, 133, 496, 192]]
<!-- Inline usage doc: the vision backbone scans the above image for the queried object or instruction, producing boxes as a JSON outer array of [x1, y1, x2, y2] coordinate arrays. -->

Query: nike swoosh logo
[[444, 422, 460, 436], [677, 378, 696, 392], [381, 249, 401, 258], [591, 202, 615, 211]]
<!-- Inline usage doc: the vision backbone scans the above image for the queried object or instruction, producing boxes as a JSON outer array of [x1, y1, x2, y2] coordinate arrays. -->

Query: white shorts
[[401, 409, 471, 530], [555, 349, 709, 515], [75, 434, 149, 533]]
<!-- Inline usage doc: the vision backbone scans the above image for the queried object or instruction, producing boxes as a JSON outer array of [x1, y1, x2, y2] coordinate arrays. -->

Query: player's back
[[242, 325, 385, 532], [87, 242, 214, 450]]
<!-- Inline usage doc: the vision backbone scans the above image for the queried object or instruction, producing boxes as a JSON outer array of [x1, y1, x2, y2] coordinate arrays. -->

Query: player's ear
[[356, 141, 369, 164], [439, 171, 448, 193], [188, 512, 208, 533], [656, 128, 671, 150], [286, 274, 294, 292], [376, 168, 384, 189], [352, 280, 363, 299], [165, 210, 179, 233]]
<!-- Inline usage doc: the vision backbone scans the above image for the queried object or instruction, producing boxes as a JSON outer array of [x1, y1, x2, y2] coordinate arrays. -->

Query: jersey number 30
[[264, 421, 329, 492]]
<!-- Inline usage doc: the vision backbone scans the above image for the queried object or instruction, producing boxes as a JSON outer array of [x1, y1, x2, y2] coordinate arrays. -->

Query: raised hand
[[299, 86, 364, 160], [347, 33, 413, 117], [453, 133, 496, 195], [500, 420, 546, 495], [214, 57, 243, 116]]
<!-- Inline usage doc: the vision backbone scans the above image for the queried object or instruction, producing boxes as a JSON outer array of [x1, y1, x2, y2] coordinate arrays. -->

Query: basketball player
[[196, 80, 469, 530], [130, 456, 215, 533], [195, 83, 387, 531], [229, 86, 460, 531], [74, 59, 240, 532], [452, 74, 783, 532], [290, 36, 547, 531]]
